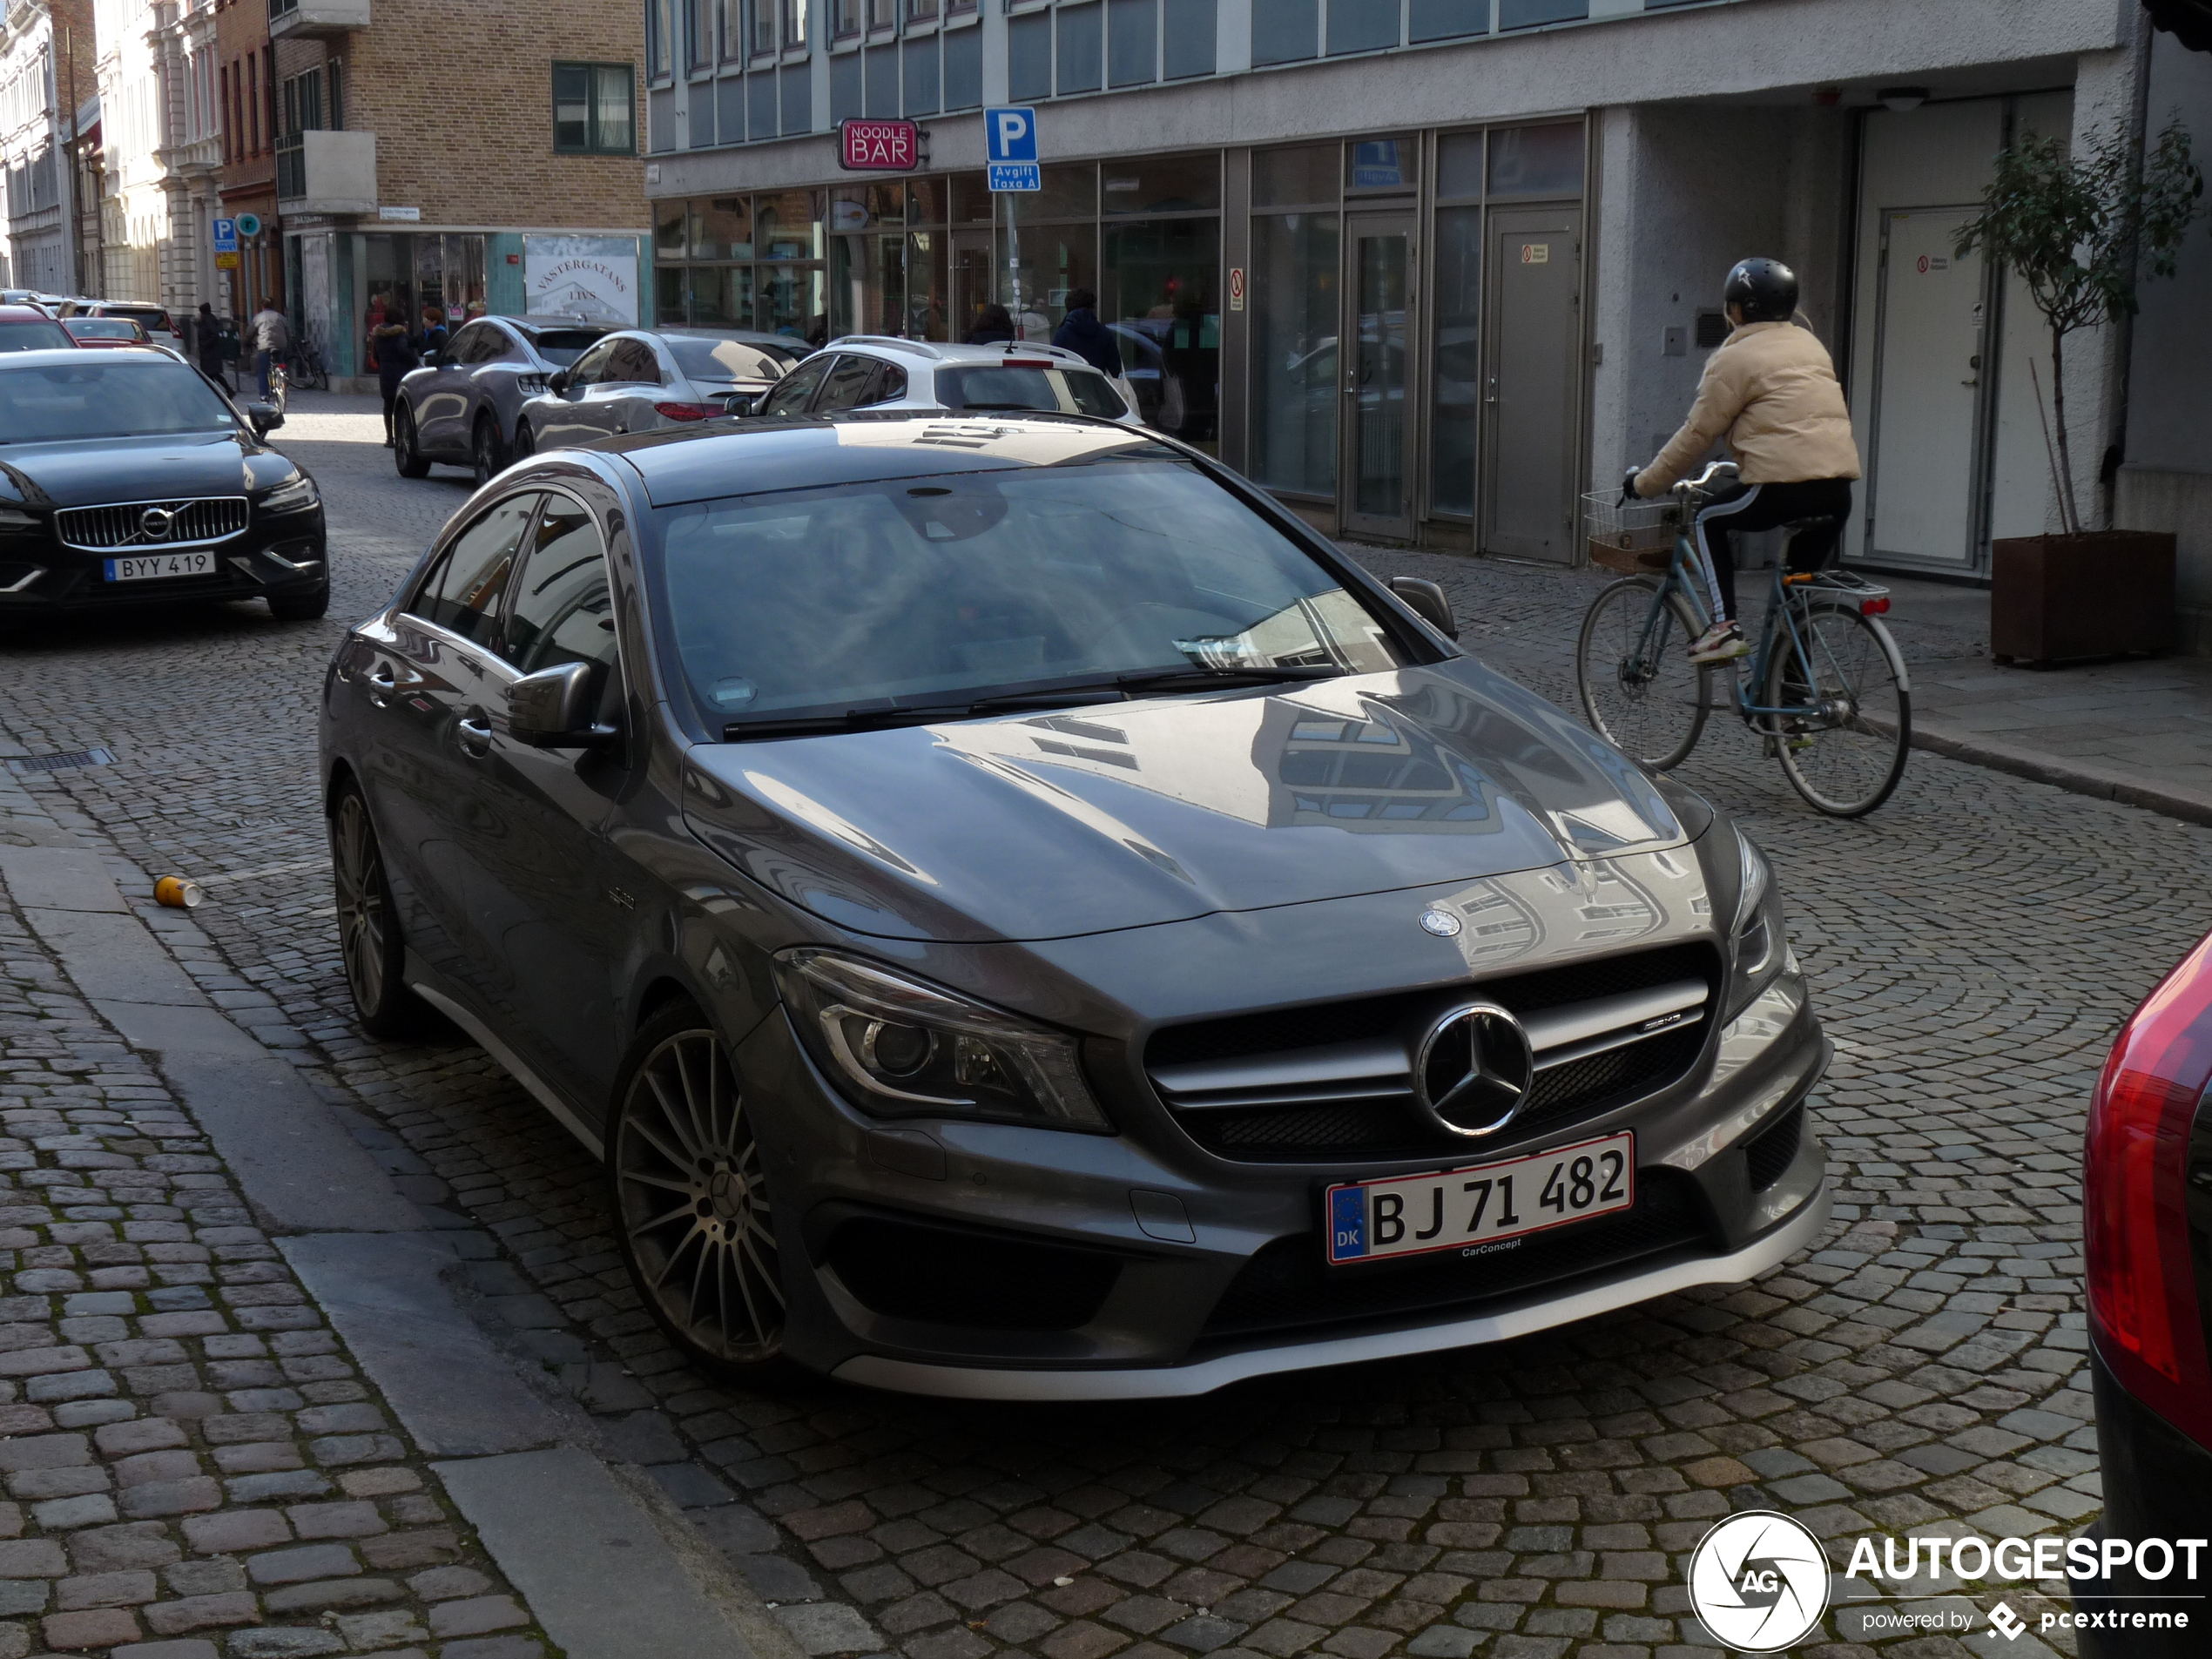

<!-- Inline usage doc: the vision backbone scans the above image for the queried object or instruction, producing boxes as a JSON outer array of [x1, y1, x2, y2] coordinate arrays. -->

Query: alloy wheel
[[331, 791, 388, 1015], [473, 419, 497, 486], [613, 1028, 786, 1366]]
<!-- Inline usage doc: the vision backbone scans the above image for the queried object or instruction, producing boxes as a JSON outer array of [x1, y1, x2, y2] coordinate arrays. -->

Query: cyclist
[[1630, 259, 1861, 664]]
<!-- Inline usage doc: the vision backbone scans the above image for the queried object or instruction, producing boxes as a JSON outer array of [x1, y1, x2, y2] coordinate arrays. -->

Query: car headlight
[[773, 949, 1112, 1132], [1725, 828, 1790, 1019], [260, 475, 320, 514]]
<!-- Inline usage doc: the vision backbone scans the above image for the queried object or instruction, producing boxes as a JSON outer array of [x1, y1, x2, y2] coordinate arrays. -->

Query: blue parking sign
[[211, 218, 238, 254], [985, 107, 1037, 164]]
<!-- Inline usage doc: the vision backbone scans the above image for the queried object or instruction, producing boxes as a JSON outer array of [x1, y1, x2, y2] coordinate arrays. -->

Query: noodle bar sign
[[839, 118, 921, 172]]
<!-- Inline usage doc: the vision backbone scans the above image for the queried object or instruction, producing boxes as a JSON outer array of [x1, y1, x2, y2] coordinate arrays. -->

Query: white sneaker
[[1688, 622, 1750, 664]]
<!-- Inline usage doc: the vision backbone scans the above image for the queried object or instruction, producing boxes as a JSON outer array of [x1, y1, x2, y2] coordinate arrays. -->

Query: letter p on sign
[[986, 106, 1037, 164]]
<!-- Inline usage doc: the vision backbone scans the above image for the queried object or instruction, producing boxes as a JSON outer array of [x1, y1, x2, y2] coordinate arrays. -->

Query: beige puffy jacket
[[1635, 320, 1862, 497]]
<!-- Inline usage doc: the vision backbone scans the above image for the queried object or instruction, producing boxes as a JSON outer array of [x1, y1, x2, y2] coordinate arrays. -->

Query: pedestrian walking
[[194, 302, 226, 384], [1051, 289, 1121, 376], [371, 317, 416, 446], [418, 306, 449, 361], [965, 303, 1015, 346], [249, 301, 290, 401]]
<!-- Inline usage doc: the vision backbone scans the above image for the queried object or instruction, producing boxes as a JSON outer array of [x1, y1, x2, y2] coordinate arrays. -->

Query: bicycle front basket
[[1581, 491, 1676, 573]]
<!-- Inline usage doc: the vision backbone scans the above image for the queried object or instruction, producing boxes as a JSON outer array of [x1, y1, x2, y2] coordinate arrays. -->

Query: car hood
[[681, 660, 1711, 942], [0, 431, 266, 508]]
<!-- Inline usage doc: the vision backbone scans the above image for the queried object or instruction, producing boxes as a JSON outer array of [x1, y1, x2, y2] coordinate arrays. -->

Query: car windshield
[[0, 360, 237, 442], [667, 337, 793, 384], [105, 308, 169, 331], [655, 455, 1408, 730], [937, 365, 1125, 419], [68, 319, 144, 340], [0, 320, 71, 351], [528, 328, 606, 366]]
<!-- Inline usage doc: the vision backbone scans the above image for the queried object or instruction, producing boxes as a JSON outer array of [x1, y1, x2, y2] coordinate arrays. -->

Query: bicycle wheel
[[1576, 576, 1712, 772], [268, 368, 287, 415], [1764, 602, 1910, 817]]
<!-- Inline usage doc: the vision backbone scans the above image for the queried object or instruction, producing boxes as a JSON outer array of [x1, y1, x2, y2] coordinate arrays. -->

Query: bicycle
[[1574, 460, 1911, 818], [285, 341, 328, 393], [266, 357, 288, 415]]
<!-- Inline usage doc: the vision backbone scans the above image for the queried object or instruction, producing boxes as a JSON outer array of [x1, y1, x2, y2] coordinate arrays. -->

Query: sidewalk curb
[[0, 815, 805, 1659], [1912, 719, 2212, 829]]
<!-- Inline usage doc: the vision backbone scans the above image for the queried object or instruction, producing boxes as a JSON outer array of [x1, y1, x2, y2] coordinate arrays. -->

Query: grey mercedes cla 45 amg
[[317, 412, 1830, 1399]]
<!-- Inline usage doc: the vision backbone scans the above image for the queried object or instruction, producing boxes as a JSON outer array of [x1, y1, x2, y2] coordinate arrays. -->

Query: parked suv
[[393, 314, 616, 483], [317, 410, 1828, 1398], [756, 336, 1144, 426], [513, 327, 805, 456], [58, 299, 183, 353]]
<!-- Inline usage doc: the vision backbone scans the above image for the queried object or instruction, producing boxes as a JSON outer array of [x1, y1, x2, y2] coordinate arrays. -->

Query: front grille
[[1744, 1105, 1804, 1190], [1148, 944, 1720, 1163], [1202, 1170, 1716, 1339], [55, 497, 250, 552]]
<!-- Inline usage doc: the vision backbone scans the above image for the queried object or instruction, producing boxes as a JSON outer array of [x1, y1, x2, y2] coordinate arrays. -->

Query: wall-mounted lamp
[[1878, 86, 1930, 113]]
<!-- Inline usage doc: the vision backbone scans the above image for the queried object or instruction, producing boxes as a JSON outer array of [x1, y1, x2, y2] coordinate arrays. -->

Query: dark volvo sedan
[[0, 349, 326, 620], [317, 413, 1831, 1397]]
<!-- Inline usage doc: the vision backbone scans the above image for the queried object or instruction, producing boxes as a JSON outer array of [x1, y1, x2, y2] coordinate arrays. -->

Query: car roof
[[0, 347, 179, 364], [0, 306, 63, 322], [596, 410, 1178, 508], [822, 335, 1106, 373]]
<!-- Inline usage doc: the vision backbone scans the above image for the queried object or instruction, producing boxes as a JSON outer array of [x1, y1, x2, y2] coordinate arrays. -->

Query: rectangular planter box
[[1991, 529, 2177, 665]]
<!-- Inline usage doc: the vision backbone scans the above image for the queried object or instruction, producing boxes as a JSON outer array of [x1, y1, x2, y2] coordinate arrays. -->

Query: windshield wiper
[[1114, 664, 1345, 692]]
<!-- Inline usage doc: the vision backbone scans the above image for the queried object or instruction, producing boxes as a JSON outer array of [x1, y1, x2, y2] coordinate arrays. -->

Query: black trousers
[[1692, 477, 1856, 623]]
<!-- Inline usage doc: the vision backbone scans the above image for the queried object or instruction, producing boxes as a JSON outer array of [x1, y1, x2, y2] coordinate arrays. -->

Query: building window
[[909, 0, 938, 21], [276, 67, 322, 199], [833, 0, 860, 37], [327, 60, 343, 131], [649, 0, 673, 77], [782, 0, 806, 49], [867, 0, 893, 30], [553, 63, 637, 154], [246, 54, 260, 153]]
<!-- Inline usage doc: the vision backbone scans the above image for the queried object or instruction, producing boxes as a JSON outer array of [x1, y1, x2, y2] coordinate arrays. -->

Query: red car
[[2081, 927, 2212, 1655], [61, 317, 151, 349], [0, 304, 74, 352]]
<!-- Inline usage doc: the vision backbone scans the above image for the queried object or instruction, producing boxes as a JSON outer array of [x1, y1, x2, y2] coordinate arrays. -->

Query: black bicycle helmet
[[1723, 258, 1799, 323]]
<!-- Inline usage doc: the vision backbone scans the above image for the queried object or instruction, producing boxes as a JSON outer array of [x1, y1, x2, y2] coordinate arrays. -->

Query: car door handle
[[455, 716, 492, 758], [367, 664, 395, 706]]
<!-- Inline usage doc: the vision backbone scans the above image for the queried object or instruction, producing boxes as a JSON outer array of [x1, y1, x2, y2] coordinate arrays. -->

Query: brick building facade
[[273, 0, 649, 384], [214, 0, 278, 323]]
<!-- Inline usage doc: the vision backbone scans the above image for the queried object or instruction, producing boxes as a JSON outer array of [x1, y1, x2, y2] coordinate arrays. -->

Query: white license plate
[[104, 552, 213, 583], [1325, 1131, 1635, 1265]]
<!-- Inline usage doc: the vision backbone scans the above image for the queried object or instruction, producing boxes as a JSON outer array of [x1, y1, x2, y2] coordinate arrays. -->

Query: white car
[[754, 336, 1146, 426]]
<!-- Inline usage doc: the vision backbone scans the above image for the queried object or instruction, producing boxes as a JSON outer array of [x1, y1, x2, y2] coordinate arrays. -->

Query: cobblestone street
[[0, 392, 2202, 1659]]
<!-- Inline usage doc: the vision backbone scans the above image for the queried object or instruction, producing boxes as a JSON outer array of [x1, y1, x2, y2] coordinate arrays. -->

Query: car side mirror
[[547, 369, 570, 395], [435, 351, 455, 368], [243, 402, 283, 435], [508, 662, 617, 749], [1389, 576, 1457, 640]]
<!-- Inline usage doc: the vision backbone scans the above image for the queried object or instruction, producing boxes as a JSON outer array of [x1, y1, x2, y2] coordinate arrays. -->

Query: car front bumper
[[745, 963, 1832, 1399], [0, 524, 327, 610]]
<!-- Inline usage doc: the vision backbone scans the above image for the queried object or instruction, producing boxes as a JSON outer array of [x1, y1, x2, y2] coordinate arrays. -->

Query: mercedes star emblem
[[1413, 1002, 1535, 1137], [139, 507, 175, 541], [1419, 907, 1462, 938]]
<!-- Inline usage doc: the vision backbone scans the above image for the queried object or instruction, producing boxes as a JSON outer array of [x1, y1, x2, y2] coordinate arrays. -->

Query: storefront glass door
[[1341, 213, 1413, 540]]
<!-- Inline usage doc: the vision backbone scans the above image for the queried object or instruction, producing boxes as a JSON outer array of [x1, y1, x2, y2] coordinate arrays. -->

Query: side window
[[863, 362, 907, 405], [604, 339, 662, 384], [759, 354, 831, 416], [565, 338, 617, 388], [408, 495, 539, 644], [504, 494, 620, 712], [814, 354, 878, 413]]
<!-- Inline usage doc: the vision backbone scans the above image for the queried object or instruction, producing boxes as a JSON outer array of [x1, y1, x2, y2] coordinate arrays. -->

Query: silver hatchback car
[[757, 336, 1146, 425], [516, 327, 806, 455]]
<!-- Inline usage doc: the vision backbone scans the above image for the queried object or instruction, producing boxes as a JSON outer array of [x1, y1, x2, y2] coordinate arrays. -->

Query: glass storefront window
[[1014, 165, 1098, 223], [1103, 216, 1218, 450], [656, 200, 689, 261], [1249, 210, 1338, 496], [758, 263, 826, 341], [364, 233, 484, 345], [951, 172, 995, 223], [907, 231, 948, 339], [1345, 136, 1417, 192], [1436, 132, 1483, 199], [758, 190, 825, 259], [908, 177, 948, 226], [1008, 224, 1096, 341], [656, 265, 685, 325], [695, 197, 752, 259], [1101, 152, 1218, 214], [690, 266, 758, 327], [1488, 123, 1582, 195], [1430, 205, 1480, 516], [1254, 145, 1338, 209]]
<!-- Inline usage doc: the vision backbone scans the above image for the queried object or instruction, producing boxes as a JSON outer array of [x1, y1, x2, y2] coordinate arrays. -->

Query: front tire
[[510, 421, 536, 460], [329, 784, 436, 1038], [610, 1005, 793, 1379], [1766, 603, 1912, 818], [268, 579, 330, 622], [471, 415, 502, 487], [1576, 575, 1712, 772], [394, 407, 430, 479]]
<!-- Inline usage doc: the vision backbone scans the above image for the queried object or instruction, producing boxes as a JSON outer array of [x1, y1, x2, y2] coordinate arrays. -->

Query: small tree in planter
[[1955, 119, 2203, 660]]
